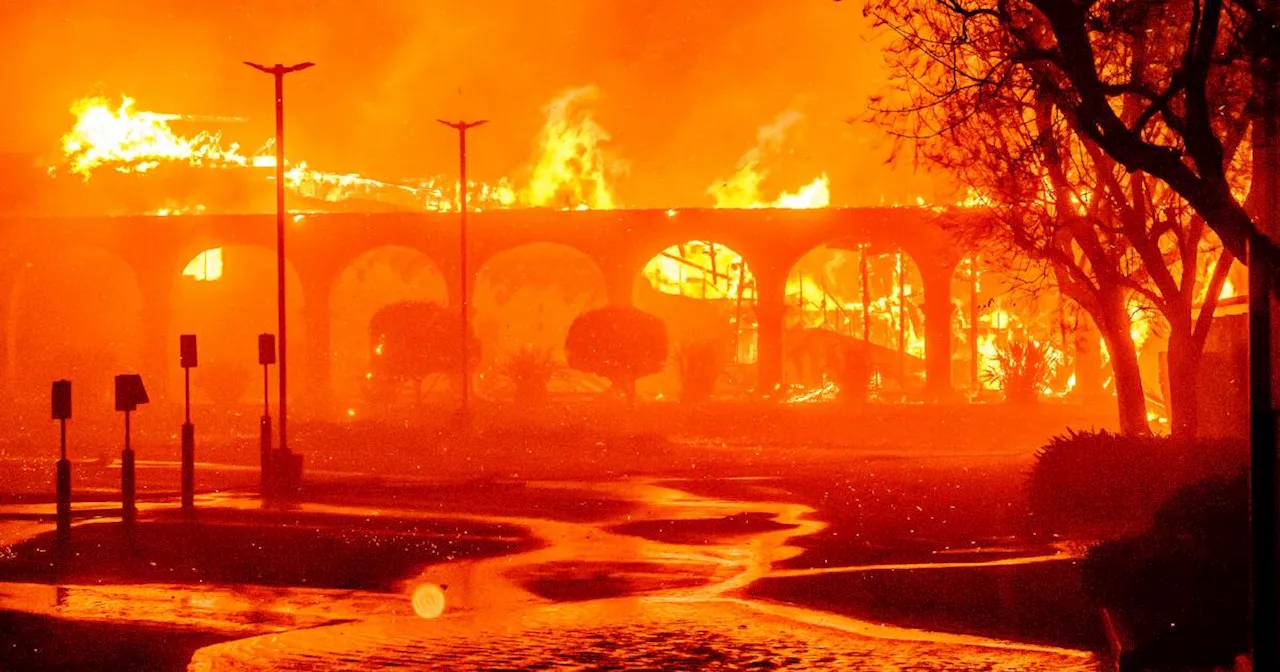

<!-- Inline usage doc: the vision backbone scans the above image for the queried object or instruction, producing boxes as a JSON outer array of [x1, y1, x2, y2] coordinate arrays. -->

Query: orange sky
[[0, 0, 953, 209]]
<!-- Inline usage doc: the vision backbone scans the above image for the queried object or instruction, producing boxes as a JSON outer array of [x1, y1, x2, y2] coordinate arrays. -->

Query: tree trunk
[[619, 377, 636, 406], [1099, 296, 1150, 436], [1166, 327, 1202, 440]]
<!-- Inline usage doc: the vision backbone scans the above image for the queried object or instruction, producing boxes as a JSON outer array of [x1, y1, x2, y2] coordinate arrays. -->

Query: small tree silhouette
[[565, 307, 667, 402], [982, 339, 1056, 406], [501, 346, 558, 405], [369, 301, 479, 407], [676, 340, 728, 404]]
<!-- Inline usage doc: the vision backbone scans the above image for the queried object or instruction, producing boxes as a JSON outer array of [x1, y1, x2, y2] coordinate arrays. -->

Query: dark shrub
[[565, 307, 667, 401], [369, 301, 481, 406], [1083, 471, 1249, 669], [982, 339, 1055, 405], [501, 347, 557, 405], [833, 342, 873, 404], [1027, 429, 1246, 536], [676, 340, 728, 404]]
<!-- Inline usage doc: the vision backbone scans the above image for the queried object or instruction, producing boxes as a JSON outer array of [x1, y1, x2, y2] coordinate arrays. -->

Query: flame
[[61, 95, 258, 179], [785, 379, 840, 403], [773, 174, 831, 209], [643, 241, 752, 300], [522, 86, 623, 210], [1219, 278, 1235, 300], [58, 94, 519, 212], [182, 248, 224, 282], [957, 188, 994, 208], [709, 111, 828, 209]]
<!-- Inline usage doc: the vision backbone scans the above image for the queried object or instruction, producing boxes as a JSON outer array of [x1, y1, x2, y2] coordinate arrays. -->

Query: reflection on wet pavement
[[189, 599, 1096, 671], [0, 477, 1101, 670]]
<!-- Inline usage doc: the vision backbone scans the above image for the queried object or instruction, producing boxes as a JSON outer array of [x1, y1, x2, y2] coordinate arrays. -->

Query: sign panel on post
[[114, 374, 149, 412], [52, 380, 71, 420], [180, 334, 199, 369], [259, 333, 276, 366]]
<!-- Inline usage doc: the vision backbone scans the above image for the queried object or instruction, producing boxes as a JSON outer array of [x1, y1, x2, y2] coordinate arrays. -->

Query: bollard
[[122, 445, 136, 527], [113, 375, 148, 529], [181, 422, 195, 511], [56, 458, 71, 539], [179, 335, 198, 512], [260, 414, 273, 498], [52, 380, 73, 540]]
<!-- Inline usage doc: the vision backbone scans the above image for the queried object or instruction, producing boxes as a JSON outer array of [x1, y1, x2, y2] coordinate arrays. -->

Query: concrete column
[[755, 271, 787, 395], [922, 266, 954, 398]]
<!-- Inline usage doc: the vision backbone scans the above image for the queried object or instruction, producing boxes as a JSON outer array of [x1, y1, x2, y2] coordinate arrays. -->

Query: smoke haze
[[0, 0, 950, 208]]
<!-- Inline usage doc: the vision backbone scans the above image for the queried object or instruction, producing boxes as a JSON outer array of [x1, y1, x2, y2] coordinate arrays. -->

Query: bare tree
[[866, 0, 1248, 436]]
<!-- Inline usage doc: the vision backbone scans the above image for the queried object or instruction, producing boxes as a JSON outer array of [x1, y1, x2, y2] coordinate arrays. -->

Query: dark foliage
[[676, 340, 728, 404], [983, 340, 1055, 406], [1083, 471, 1249, 668], [501, 347, 557, 405], [368, 301, 480, 403], [1027, 429, 1247, 536], [565, 307, 667, 401], [832, 342, 873, 404]]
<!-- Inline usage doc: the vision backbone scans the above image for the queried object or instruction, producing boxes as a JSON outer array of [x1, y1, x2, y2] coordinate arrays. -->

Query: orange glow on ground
[[411, 583, 447, 619]]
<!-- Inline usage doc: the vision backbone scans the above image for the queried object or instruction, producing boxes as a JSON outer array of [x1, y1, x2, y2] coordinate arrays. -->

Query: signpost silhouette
[[114, 374, 149, 529], [259, 333, 275, 497], [179, 334, 198, 511], [51, 380, 72, 540]]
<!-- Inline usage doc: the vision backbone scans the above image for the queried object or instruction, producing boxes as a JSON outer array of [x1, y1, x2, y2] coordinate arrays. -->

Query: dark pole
[[181, 366, 194, 511], [437, 119, 487, 427], [245, 61, 314, 455], [260, 359, 272, 496], [1250, 49, 1279, 672], [122, 409, 135, 528], [57, 416, 70, 540]]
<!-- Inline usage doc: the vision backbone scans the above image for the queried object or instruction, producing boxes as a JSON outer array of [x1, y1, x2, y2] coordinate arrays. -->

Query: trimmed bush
[[1027, 429, 1246, 536], [565, 307, 667, 401]]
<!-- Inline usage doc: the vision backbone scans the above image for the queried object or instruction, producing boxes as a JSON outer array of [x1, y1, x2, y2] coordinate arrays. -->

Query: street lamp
[[436, 119, 487, 427], [244, 61, 314, 455]]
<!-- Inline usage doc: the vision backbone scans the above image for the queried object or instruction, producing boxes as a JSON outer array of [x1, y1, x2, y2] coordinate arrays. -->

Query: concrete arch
[[168, 244, 307, 408], [782, 244, 922, 390], [329, 245, 450, 406], [471, 242, 609, 379], [631, 239, 759, 399], [6, 246, 145, 418]]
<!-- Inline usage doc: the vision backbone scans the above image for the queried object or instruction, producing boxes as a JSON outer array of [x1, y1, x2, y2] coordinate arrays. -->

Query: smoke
[[706, 110, 806, 207], [0, 0, 948, 208]]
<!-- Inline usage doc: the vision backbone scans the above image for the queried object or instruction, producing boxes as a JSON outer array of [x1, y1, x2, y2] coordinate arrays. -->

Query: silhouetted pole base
[[180, 422, 195, 511], [260, 415, 273, 498], [121, 448, 136, 528], [271, 449, 304, 498], [55, 459, 71, 540]]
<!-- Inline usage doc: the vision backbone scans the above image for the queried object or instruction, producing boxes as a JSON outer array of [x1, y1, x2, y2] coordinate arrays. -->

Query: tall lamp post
[[244, 61, 314, 455], [436, 119, 487, 427]]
